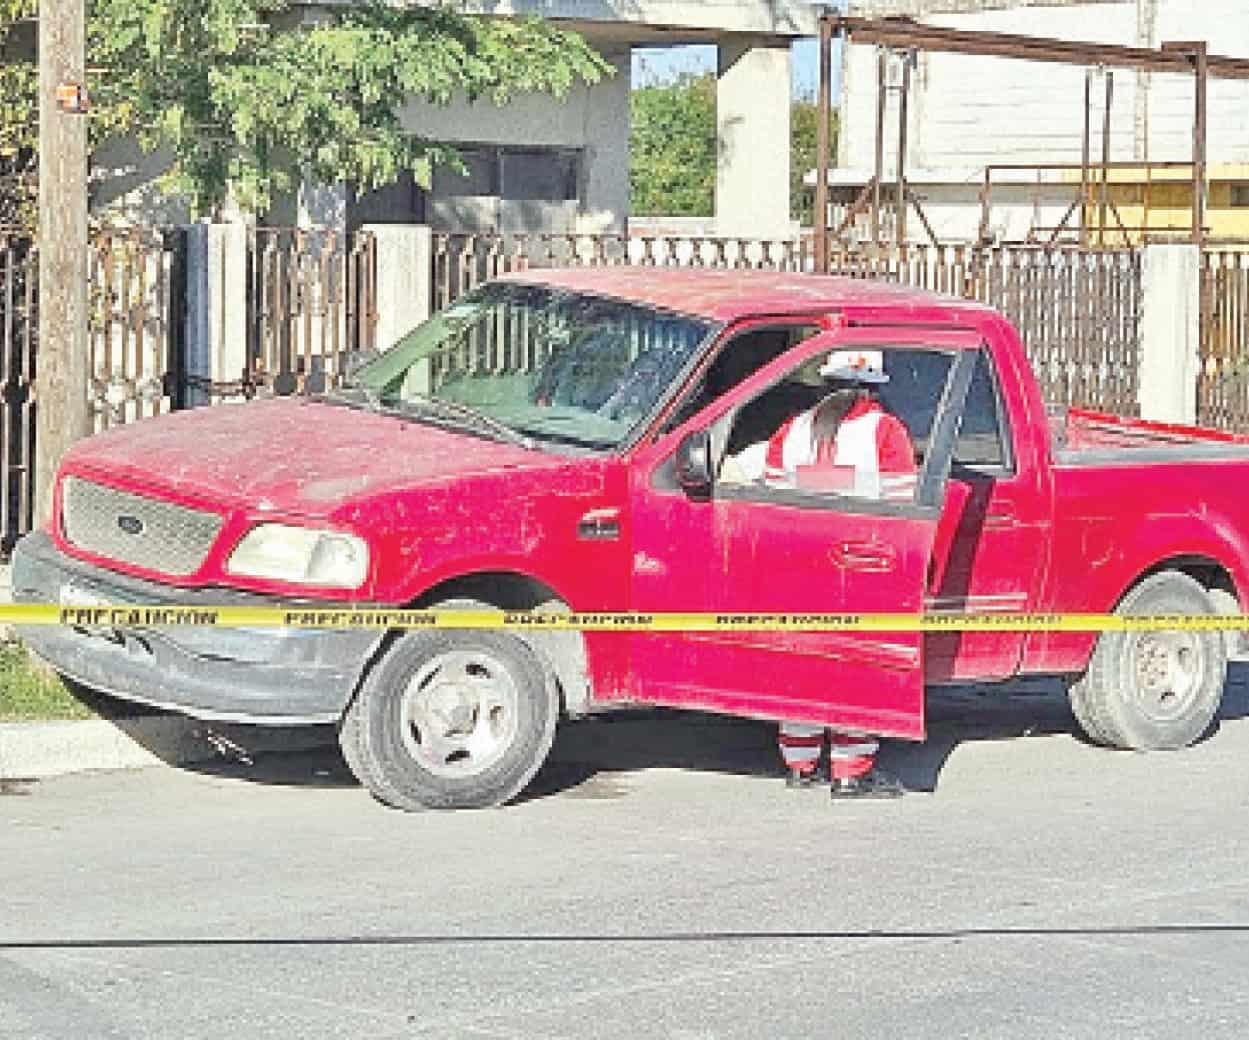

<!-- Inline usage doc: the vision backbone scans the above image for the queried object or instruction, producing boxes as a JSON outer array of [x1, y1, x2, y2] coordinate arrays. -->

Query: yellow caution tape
[[5, 604, 1249, 633]]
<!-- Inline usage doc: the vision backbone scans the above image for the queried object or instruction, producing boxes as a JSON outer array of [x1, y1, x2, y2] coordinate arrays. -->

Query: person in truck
[[727, 348, 919, 796]]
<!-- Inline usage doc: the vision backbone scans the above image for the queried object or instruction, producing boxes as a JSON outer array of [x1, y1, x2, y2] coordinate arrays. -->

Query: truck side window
[[660, 324, 820, 435], [716, 346, 942, 506], [953, 350, 1012, 470], [877, 348, 1010, 471]]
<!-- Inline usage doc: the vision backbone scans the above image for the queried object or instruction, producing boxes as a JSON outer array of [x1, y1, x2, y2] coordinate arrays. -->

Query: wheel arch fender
[[408, 571, 592, 717], [1122, 553, 1246, 657], [1099, 512, 1249, 616]]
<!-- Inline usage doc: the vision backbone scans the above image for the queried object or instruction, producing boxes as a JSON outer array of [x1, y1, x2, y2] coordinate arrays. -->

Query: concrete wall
[[422, 1, 817, 36], [393, 49, 632, 234], [89, 140, 193, 226], [850, 0, 1124, 13]]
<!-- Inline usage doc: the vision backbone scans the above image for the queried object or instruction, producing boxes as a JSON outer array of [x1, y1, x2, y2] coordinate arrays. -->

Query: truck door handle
[[985, 506, 1018, 529], [831, 540, 896, 572]]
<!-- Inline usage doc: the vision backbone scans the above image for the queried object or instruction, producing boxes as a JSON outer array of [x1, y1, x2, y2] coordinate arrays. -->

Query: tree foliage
[[629, 73, 717, 218], [629, 75, 840, 224], [1, 0, 611, 227], [790, 96, 840, 225], [0, 0, 37, 228]]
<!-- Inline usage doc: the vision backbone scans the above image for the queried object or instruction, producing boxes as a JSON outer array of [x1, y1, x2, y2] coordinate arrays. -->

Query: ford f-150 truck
[[14, 268, 1249, 810]]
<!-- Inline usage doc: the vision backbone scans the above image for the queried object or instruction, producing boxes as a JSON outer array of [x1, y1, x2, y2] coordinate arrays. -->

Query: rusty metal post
[[814, 14, 834, 274], [1193, 42, 1208, 246], [872, 48, 887, 243], [1099, 71, 1114, 246], [896, 52, 911, 250], [978, 167, 992, 244], [1080, 69, 1092, 248]]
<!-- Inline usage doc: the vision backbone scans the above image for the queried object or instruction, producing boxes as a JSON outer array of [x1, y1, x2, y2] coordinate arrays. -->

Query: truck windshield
[[346, 281, 715, 450]]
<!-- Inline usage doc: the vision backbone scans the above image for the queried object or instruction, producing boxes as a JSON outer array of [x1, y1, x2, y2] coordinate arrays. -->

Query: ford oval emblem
[[117, 514, 144, 536]]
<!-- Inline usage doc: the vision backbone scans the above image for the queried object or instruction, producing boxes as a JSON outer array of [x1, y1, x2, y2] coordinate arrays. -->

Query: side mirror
[[675, 430, 713, 498]]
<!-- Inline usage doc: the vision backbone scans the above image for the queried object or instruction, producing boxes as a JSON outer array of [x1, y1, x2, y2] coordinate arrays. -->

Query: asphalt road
[[4, 669, 1249, 1040]]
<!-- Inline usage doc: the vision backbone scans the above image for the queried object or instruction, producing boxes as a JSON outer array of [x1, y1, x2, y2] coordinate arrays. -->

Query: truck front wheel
[[339, 628, 557, 810], [1069, 571, 1227, 751]]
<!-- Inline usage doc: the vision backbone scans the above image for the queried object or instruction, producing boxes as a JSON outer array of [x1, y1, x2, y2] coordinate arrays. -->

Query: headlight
[[226, 525, 370, 587]]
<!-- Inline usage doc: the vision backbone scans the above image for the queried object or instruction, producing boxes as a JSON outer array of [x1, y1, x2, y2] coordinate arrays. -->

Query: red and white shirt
[[724, 394, 915, 494]]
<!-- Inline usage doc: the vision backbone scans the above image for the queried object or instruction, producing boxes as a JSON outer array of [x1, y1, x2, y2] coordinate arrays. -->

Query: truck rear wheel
[[1069, 571, 1227, 751], [339, 627, 557, 811]]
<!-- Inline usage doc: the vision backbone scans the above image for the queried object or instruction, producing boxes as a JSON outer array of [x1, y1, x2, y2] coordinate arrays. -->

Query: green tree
[[1, 1, 611, 227], [0, 0, 37, 228], [629, 75, 840, 225], [790, 95, 839, 224], [629, 73, 716, 218]]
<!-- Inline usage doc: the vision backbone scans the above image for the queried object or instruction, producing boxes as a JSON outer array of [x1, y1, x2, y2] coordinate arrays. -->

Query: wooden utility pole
[[36, 0, 91, 524]]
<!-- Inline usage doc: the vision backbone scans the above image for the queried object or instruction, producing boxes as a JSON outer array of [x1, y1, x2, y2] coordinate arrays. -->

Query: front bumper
[[11, 532, 384, 724]]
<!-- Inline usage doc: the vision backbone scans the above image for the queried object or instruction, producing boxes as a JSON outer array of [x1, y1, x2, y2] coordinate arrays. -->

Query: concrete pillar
[[578, 50, 631, 235], [183, 223, 248, 406], [716, 39, 792, 239], [1138, 243, 1201, 424], [364, 224, 433, 352]]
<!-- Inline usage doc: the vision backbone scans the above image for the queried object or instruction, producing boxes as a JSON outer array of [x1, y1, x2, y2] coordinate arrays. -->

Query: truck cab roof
[[497, 266, 996, 323]]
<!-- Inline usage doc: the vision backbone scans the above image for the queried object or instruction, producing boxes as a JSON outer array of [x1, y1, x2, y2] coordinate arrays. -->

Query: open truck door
[[628, 325, 981, 740]]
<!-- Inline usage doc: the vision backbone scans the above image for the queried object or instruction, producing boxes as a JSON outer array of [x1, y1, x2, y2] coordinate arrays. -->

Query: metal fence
[[0, 223, 378, 551], [88, 226, 176, 429], [827, 244, 1143, 417], [0, 231, 36, 551], [431, 232, 816, 311], [432, 232, 1143, 417], [244, 227, 377, 398], [1198, 249, 1249, 431]]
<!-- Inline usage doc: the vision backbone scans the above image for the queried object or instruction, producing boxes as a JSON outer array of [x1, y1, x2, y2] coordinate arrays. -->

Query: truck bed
[[1050, 407, 1249, 466]]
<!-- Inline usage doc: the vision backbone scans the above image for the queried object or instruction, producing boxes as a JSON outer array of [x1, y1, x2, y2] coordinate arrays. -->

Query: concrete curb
[[0, 716, 337, 779]]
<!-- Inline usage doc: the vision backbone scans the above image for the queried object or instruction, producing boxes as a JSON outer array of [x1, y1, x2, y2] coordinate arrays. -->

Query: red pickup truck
[[14, 268, 1249, 810]]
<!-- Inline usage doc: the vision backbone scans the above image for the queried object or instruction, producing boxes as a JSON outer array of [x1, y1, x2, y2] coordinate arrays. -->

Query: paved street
[[4, 668, 1249, 1040]]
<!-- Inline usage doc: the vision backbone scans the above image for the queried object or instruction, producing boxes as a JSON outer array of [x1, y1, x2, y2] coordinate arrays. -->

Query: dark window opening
[[433, 146, 581, 203], [663, 324, 820, 435]]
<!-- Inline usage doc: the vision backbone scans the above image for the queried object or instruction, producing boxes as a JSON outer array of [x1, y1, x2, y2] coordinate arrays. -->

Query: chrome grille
[[61, 477, 223, 577]]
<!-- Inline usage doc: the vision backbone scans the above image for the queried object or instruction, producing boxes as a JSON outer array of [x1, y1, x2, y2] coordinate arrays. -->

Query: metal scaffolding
[[813, 14, 1249, 270]]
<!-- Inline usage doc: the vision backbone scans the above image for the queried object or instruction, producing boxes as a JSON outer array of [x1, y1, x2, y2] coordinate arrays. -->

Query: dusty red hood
[[62, 398, 564, 515]]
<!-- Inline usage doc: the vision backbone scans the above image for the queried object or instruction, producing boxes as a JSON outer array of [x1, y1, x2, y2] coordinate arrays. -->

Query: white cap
[[818, 349, 889, 384]]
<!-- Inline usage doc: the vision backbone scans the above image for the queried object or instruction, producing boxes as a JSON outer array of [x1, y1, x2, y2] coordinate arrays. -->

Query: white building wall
[[1148, 0, 1249, 162], [841, 0, 1249, 176], [394, 49, 632, 233], [436, 1, 818, 35]]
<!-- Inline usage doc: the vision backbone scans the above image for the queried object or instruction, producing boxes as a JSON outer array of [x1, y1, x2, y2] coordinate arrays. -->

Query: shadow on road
[[150, 662, 1249, 801]]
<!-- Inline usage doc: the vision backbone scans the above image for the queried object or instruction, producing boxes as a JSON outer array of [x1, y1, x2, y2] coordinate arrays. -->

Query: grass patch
[[0, 643, 96, 721]]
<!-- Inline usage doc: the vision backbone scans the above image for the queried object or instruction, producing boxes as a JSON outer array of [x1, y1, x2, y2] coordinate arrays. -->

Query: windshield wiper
[[385, 393, 537, 451]]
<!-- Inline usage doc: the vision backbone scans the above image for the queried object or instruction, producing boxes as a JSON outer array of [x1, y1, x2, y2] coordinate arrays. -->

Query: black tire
[[340, 627, 557, 811], [1069, 571, 1227, 751]]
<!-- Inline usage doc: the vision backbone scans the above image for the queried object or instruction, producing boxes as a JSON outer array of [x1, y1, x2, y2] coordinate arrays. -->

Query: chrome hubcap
[[1132, 631, 1203, 722], [400, 650, 519, 778]]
